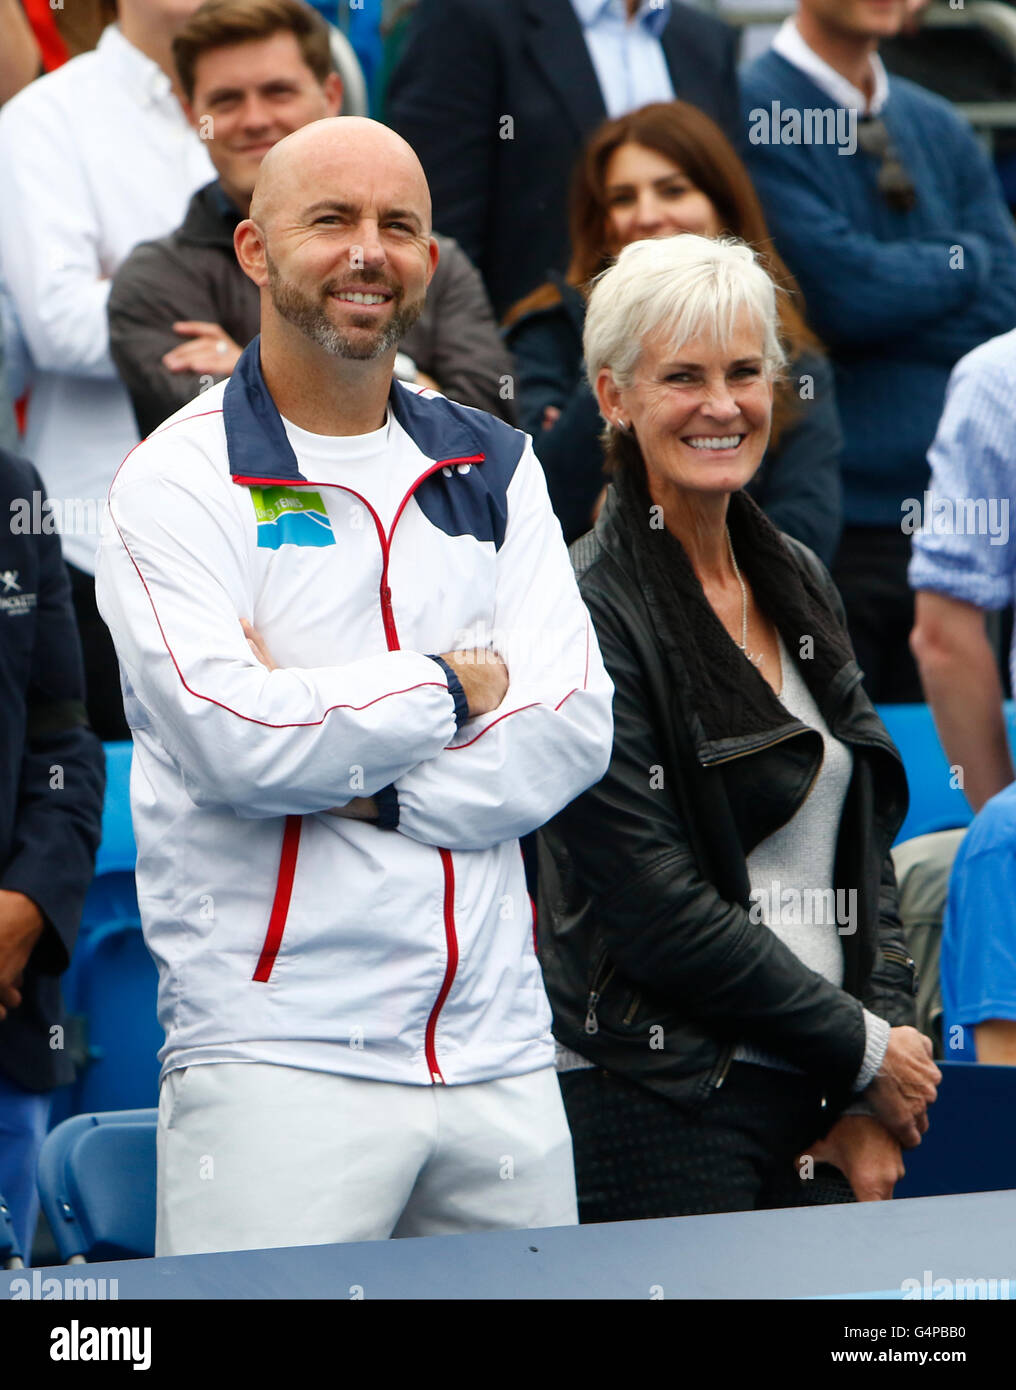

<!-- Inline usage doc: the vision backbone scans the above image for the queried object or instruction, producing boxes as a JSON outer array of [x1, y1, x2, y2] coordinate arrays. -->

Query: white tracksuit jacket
[[95, 342, 613, 1086]]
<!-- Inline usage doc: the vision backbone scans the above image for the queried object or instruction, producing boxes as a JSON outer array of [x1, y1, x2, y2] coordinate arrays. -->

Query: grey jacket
[[108, 180, 517, 437]]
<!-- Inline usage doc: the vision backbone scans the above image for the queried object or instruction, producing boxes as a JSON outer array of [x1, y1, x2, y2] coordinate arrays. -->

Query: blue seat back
[[94, 741, 136, 877], [0, 1191, 21, 1267], [895, 1061, 1016, 1198], [67, 922, 161, 1115], [877, 704, 973, 843], [80, 740, 138, 935], [38, 1112, 157, 1262], [79, 870, 140, 938], [876, 701, 1016, 843]]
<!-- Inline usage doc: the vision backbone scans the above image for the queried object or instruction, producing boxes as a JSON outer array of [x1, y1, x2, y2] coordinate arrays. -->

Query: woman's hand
[[806, 1114, 905, 1202], [240, 619, 378, 821], [864, 1025, 941, 1148]]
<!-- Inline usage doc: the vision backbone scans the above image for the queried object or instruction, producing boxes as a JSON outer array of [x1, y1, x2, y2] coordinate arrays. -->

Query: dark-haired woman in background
[[505, 100, 842, 558]]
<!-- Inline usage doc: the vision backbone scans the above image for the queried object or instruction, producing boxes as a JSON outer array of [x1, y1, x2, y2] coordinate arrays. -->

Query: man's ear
[[235, 219, 269, 288], [324, 72, 343, 116], [424, 235, 439, 288]]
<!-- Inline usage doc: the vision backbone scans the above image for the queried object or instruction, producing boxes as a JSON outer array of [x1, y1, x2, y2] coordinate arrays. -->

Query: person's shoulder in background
[[942, 781, 1016, 1060], [403, 231, 519, 423]]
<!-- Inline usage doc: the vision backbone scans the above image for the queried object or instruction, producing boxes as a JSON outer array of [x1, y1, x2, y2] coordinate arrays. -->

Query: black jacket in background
[[387, 0, 742, 317], [0, 450, 105, 1090], [537, 483, 916, 1115], [107, 181, 518, 439], [506, 278, 844, 556]]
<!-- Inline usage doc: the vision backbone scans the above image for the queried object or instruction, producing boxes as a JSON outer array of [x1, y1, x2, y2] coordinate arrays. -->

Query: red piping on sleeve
[[444, 617, 591, 749]]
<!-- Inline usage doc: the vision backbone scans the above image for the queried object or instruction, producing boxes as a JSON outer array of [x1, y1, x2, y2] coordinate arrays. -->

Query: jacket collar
[[178, 180, 244, 250], [224, 338, 488, 484], [594, 479, 874, 763]]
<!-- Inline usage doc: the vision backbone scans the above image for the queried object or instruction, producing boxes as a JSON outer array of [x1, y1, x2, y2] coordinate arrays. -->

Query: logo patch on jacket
[[249, 487, 335, 549]]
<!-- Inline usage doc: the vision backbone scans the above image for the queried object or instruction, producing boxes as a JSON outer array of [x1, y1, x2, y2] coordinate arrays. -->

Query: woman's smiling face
[[598, 306, 774, 505]]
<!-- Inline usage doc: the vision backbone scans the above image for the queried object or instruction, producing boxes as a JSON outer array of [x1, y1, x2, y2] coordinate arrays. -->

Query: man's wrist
[[427, 655, 469, 729]]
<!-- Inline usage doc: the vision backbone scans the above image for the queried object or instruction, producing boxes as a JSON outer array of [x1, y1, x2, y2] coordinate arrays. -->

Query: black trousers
[[559, 1063, 856, 1223], [831, 525, 923, 704], [67, 561, 129, 742]]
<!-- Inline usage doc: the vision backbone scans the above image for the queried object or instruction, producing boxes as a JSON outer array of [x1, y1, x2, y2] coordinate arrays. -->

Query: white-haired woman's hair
[[583, 234, 787, 397]]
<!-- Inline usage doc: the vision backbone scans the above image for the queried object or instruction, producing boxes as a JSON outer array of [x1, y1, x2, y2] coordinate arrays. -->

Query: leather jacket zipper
[[701, 725, 814, 768], [881, 943, 918, 992], [709, 1045, 735, 1090], [584, 960, 615, 1035]]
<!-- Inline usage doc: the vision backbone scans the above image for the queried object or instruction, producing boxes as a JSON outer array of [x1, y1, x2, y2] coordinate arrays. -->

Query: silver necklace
[[726, 527, 764, 666]]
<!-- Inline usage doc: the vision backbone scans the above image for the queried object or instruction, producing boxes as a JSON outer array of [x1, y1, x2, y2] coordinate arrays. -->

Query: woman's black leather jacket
[[537, 483, 917, 1114]]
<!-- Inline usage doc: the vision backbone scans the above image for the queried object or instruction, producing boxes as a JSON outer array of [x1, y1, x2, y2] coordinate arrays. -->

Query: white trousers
[[155, 1062, 577, 1256]]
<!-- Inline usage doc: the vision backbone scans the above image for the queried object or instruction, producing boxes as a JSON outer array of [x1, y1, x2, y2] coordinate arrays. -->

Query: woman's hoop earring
[[615, 418, 630, 433]]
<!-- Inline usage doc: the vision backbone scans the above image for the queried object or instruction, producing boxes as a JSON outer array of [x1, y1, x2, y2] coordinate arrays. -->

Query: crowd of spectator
[[1, 0, 1015, 1266]]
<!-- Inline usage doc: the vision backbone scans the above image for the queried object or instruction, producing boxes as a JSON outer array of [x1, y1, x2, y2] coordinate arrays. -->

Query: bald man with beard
[[95, 117, 614, 1256]]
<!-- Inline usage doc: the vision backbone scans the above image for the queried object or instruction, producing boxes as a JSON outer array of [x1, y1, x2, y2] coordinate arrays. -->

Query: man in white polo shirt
[[0, 0, 214, 737]]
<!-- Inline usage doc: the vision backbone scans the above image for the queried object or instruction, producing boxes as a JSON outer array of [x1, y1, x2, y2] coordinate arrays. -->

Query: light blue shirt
[[908, 326, 1016, 694], [942, 780, 1016, 1061], [570, 0, 675, 119]]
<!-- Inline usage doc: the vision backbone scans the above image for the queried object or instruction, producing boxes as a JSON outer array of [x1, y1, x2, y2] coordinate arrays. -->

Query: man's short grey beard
[[266, 254, 424, 360]]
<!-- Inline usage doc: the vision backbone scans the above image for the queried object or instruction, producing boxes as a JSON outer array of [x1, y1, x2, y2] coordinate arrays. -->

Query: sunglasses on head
[[856, 117, 917, 214]]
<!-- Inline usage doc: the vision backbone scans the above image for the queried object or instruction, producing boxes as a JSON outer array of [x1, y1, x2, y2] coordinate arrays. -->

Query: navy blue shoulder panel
[[224, 338, 306, 482], [223, 342, 527, 550], [390, 382, 527, 552]]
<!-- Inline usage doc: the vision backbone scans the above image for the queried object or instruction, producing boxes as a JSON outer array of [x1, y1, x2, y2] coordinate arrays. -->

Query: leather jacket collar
[[591, 479, 890, 769]]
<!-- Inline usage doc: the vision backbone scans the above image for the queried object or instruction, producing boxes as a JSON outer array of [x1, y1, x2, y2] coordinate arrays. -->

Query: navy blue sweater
[[742, 52, 1016, 527], [506, 280, 844, 560], [0, 451, 104, 1091]]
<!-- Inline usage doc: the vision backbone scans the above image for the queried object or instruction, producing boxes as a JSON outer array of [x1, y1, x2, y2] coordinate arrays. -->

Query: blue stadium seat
[[37, 1111, 157, 1263], [94, 741, 136, 878], [895, 1061, 1016, 1198], [66, 921, 161, 1115], [0, 1191, 23, 1269], [79, 871, 140, 937], [80, 740, 139, 935], [875, 702, 1016, 843], [53, 742, 141, 1128], [876, 703, 971, 843]]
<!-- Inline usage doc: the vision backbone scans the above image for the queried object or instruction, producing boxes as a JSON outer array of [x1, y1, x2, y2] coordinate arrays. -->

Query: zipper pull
[[714, 1051, 734, 1089], [584, 991, 601, 1035]]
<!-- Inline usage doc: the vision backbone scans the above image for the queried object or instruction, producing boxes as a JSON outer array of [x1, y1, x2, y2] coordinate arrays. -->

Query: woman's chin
[[649, 455, 762, 498]]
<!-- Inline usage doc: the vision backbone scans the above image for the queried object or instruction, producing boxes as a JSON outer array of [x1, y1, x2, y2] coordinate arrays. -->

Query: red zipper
[[243, 456, 483, 1066], [253, 815, 302, 982], [425, 848, 459, 1083]]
